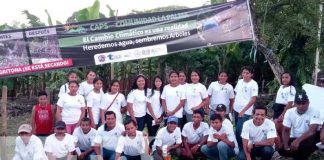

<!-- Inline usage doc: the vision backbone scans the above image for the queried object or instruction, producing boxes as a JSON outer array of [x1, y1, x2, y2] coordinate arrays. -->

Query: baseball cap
[[216, 104, 226, 112], [167, 116, 178, 124], [18, 124, 32, 134], [54, 121, 66, 129], [295, 91, 309, 103]]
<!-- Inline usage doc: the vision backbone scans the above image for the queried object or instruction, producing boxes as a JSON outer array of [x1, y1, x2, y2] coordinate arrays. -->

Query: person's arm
[[229, 98, 234, 113], [321, 124, 324, 143], [219, 134, 235, 148], [239, 96, 256, 116], [156, 146, 163, 157], [147, 102, 158, 122], [171, 100, 185, 116], [46, 152, 55, 160], [127, 103, 136, 122], [192, 97, 208, 111], [31, 106, 36, 134], [115, 153, 121, 160], [182, 136, 192, 154], [162, 99, 169, 114], [56, 106, 62, 121], [290, 124, 318, 151], [51, 104, 56, 129], [282, 126, 291, 150], [242, 138, 251, 160], [198, 135, 208, 146], [254, 138, 275, 147], [79, 107, 86, 123], [93, 145, 103, 160], [88, 107, 96, 128], [278, 101, 294, 122], [167, 143, 181, 152], [66, 152, 74, 160]]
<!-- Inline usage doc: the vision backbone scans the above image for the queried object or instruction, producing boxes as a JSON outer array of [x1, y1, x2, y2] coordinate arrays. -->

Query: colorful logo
[[98, 55, 106, 62]]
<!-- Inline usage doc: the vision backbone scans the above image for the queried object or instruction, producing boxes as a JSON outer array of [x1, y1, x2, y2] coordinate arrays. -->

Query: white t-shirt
[[13, 135, 47, 160], [72, 127, 97, 151], [44, 134, 76, 158], [275, 85, 296, 105], [241, 119, 277, 143], [233, 79, 258, 115], [79, 81, 94, 97], [182, 122, 209, 144], [127, 89, 147, 117], [182, 83, 189, 114], [57, 93, 85, 124], [223, 118, 234, 130], [87, 90, 104, 124], [185, 83, 208, 114], [154, 127, 182, 147], [115, 131, 147, 156], [101, 92, 127, 124], [161, 84, 186, 118], [58, 83, 70, 98], [92, 123, 125, 151], [146, 89, 163, 118], [208, 81, 234, 113], [283, 107, 322, 138], [207, 125, 238, 154]]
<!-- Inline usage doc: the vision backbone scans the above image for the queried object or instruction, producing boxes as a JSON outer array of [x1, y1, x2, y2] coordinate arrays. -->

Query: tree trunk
[[250, 0, 284, 82]]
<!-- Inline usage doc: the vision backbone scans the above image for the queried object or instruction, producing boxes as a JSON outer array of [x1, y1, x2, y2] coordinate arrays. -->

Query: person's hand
[[277, 114, 284, 123], [121, 131, 127, 137], [213, 133, 222, 140], [91, 123, 96, 129], [78, 152, 86, 160], [190, 145, 200, 153], [156, 117, 162, 124], [131, 117, 137, 124], [186, 151, 194, 159], [247, 143, 253, 153], [239, 110, 245, 117], [191, 106, 199, 111], [290, 139, 300, 151], [219, 133, 227, 141], [167, 111, 174, 116]]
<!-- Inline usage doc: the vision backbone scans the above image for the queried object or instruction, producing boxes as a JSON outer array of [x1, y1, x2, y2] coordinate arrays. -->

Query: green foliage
[[45, 9, 53, 26], [22, 10, 46, 27]]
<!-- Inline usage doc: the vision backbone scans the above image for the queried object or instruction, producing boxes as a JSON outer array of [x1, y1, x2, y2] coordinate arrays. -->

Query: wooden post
[[0, 86, 8, 160]]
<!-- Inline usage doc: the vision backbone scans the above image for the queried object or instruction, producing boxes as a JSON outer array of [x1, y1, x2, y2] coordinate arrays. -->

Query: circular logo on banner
[[98, 55, 106, 62]]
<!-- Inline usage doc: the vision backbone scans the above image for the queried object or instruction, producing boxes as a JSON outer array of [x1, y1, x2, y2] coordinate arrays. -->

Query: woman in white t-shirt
[[146, 76, 164, 136], [79, 70, 97, 97], [127, 75, 149, 131], [56, 81, 86, 134], [185, 70, 208, 122], [87, 78, 104, 128], [100, 80, 127, 124], [58, 71, 78, 98], [207, 71, 234, 117], [161, 71, 186, 126]]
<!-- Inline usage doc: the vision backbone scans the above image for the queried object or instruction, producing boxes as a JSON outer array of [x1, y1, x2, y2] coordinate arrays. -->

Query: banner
[[0, 0, 254, 78]]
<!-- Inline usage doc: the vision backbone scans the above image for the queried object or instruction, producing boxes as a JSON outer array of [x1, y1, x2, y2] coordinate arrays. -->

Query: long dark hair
[[150, 76, 164, 97], [131, 74, 148, 96], [108, 79, 120, 92]]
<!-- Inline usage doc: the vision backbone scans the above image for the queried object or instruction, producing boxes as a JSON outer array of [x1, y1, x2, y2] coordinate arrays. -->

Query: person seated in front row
[[72, 117, 97, 160], [215, 104, 233, 129], [201, 113, 238, 160], [181, 110, 209, 159], [115, 119, 150, 160], [153, 116, 182, 160], [92, 111, 125, 160], [13, 124, 47, 160], [278, 91, 321, 160], [241, 104, 277, 160], [44, 121, 76, 160]]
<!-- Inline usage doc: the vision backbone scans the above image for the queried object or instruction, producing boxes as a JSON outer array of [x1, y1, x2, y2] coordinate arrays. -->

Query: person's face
[[69, 83, 79, 94], [136, 77, 145, 90], [38, 95, 47, 105], [54, 128, 66, 136], [241, 69, 252, 81], [281, 73, 291, 86], [154, 78, 162, 89], [191, 72, 200, 83], [211, 119, 222, 131], [179, 73, 186, 84], [215, 110, 225, 118], [253, 109, 266, 126], [169, 73, 179, 85], [68, 73, 78, 82], [125, 122, 137, 136], [192, 113, 202, 125], [296, 101, 309, 114], [218, 72, 228, 84], [167, 122, 177, 132], [19, 132, 31, 144], [105, 114, 116, 128], [87, 71, 96, 82], [94, 80, 103, 90], [80, 121, 91, 133], [111, 82, 120, 93]]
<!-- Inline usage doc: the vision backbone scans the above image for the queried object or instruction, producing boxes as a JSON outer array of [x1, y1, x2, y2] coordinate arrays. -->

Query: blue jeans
[[234, 111, 250, 159], [102, 148, 115, 160], [251, 146, 274, 160], [201, 141, 236, 160]]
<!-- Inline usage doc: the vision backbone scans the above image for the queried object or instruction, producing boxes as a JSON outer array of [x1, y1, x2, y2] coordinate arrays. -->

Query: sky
[[0, 0, 209, 25]]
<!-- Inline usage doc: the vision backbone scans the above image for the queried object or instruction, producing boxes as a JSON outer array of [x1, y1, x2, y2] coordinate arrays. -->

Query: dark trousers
[[124, 154, 141, 160], [145, 114, 160, 137], [250, 146, 274, 160], [126, 115, 146, 131], [278, 132, 319, 160]]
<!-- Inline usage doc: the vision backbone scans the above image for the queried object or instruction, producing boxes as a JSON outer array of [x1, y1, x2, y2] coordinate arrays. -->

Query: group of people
[[12, 66, 324, 160]]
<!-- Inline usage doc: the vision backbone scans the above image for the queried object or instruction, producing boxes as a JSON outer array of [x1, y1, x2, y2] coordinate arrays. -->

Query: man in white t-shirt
[[181, 110, 209, 159], [13, 124, 47, 160], [115, 119, 149, 160], [241, 104, 277, 160], [72, 117, 96, 160], [201, 114, 238, 160], [44, 121, 76, 160], [279, 92, 321, 160], [215, 104, 234, 129], [92, 111, 125, 160], [153, 116, 182, 160]]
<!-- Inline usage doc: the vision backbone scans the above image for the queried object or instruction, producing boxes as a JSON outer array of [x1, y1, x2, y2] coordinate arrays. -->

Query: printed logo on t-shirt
[[305, 120, 310, 125], [176, 91, 180, 97]]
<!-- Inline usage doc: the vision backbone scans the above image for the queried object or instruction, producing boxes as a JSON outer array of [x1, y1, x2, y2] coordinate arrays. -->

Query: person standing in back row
[[58, 71, 78, 98], [233, 66, 258, 156], [79, 70, 97, 98], [87, 78, 104, 128]]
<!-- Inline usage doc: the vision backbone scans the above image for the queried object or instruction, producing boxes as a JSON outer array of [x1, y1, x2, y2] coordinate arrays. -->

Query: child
[[31, 91, 55, 136]]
